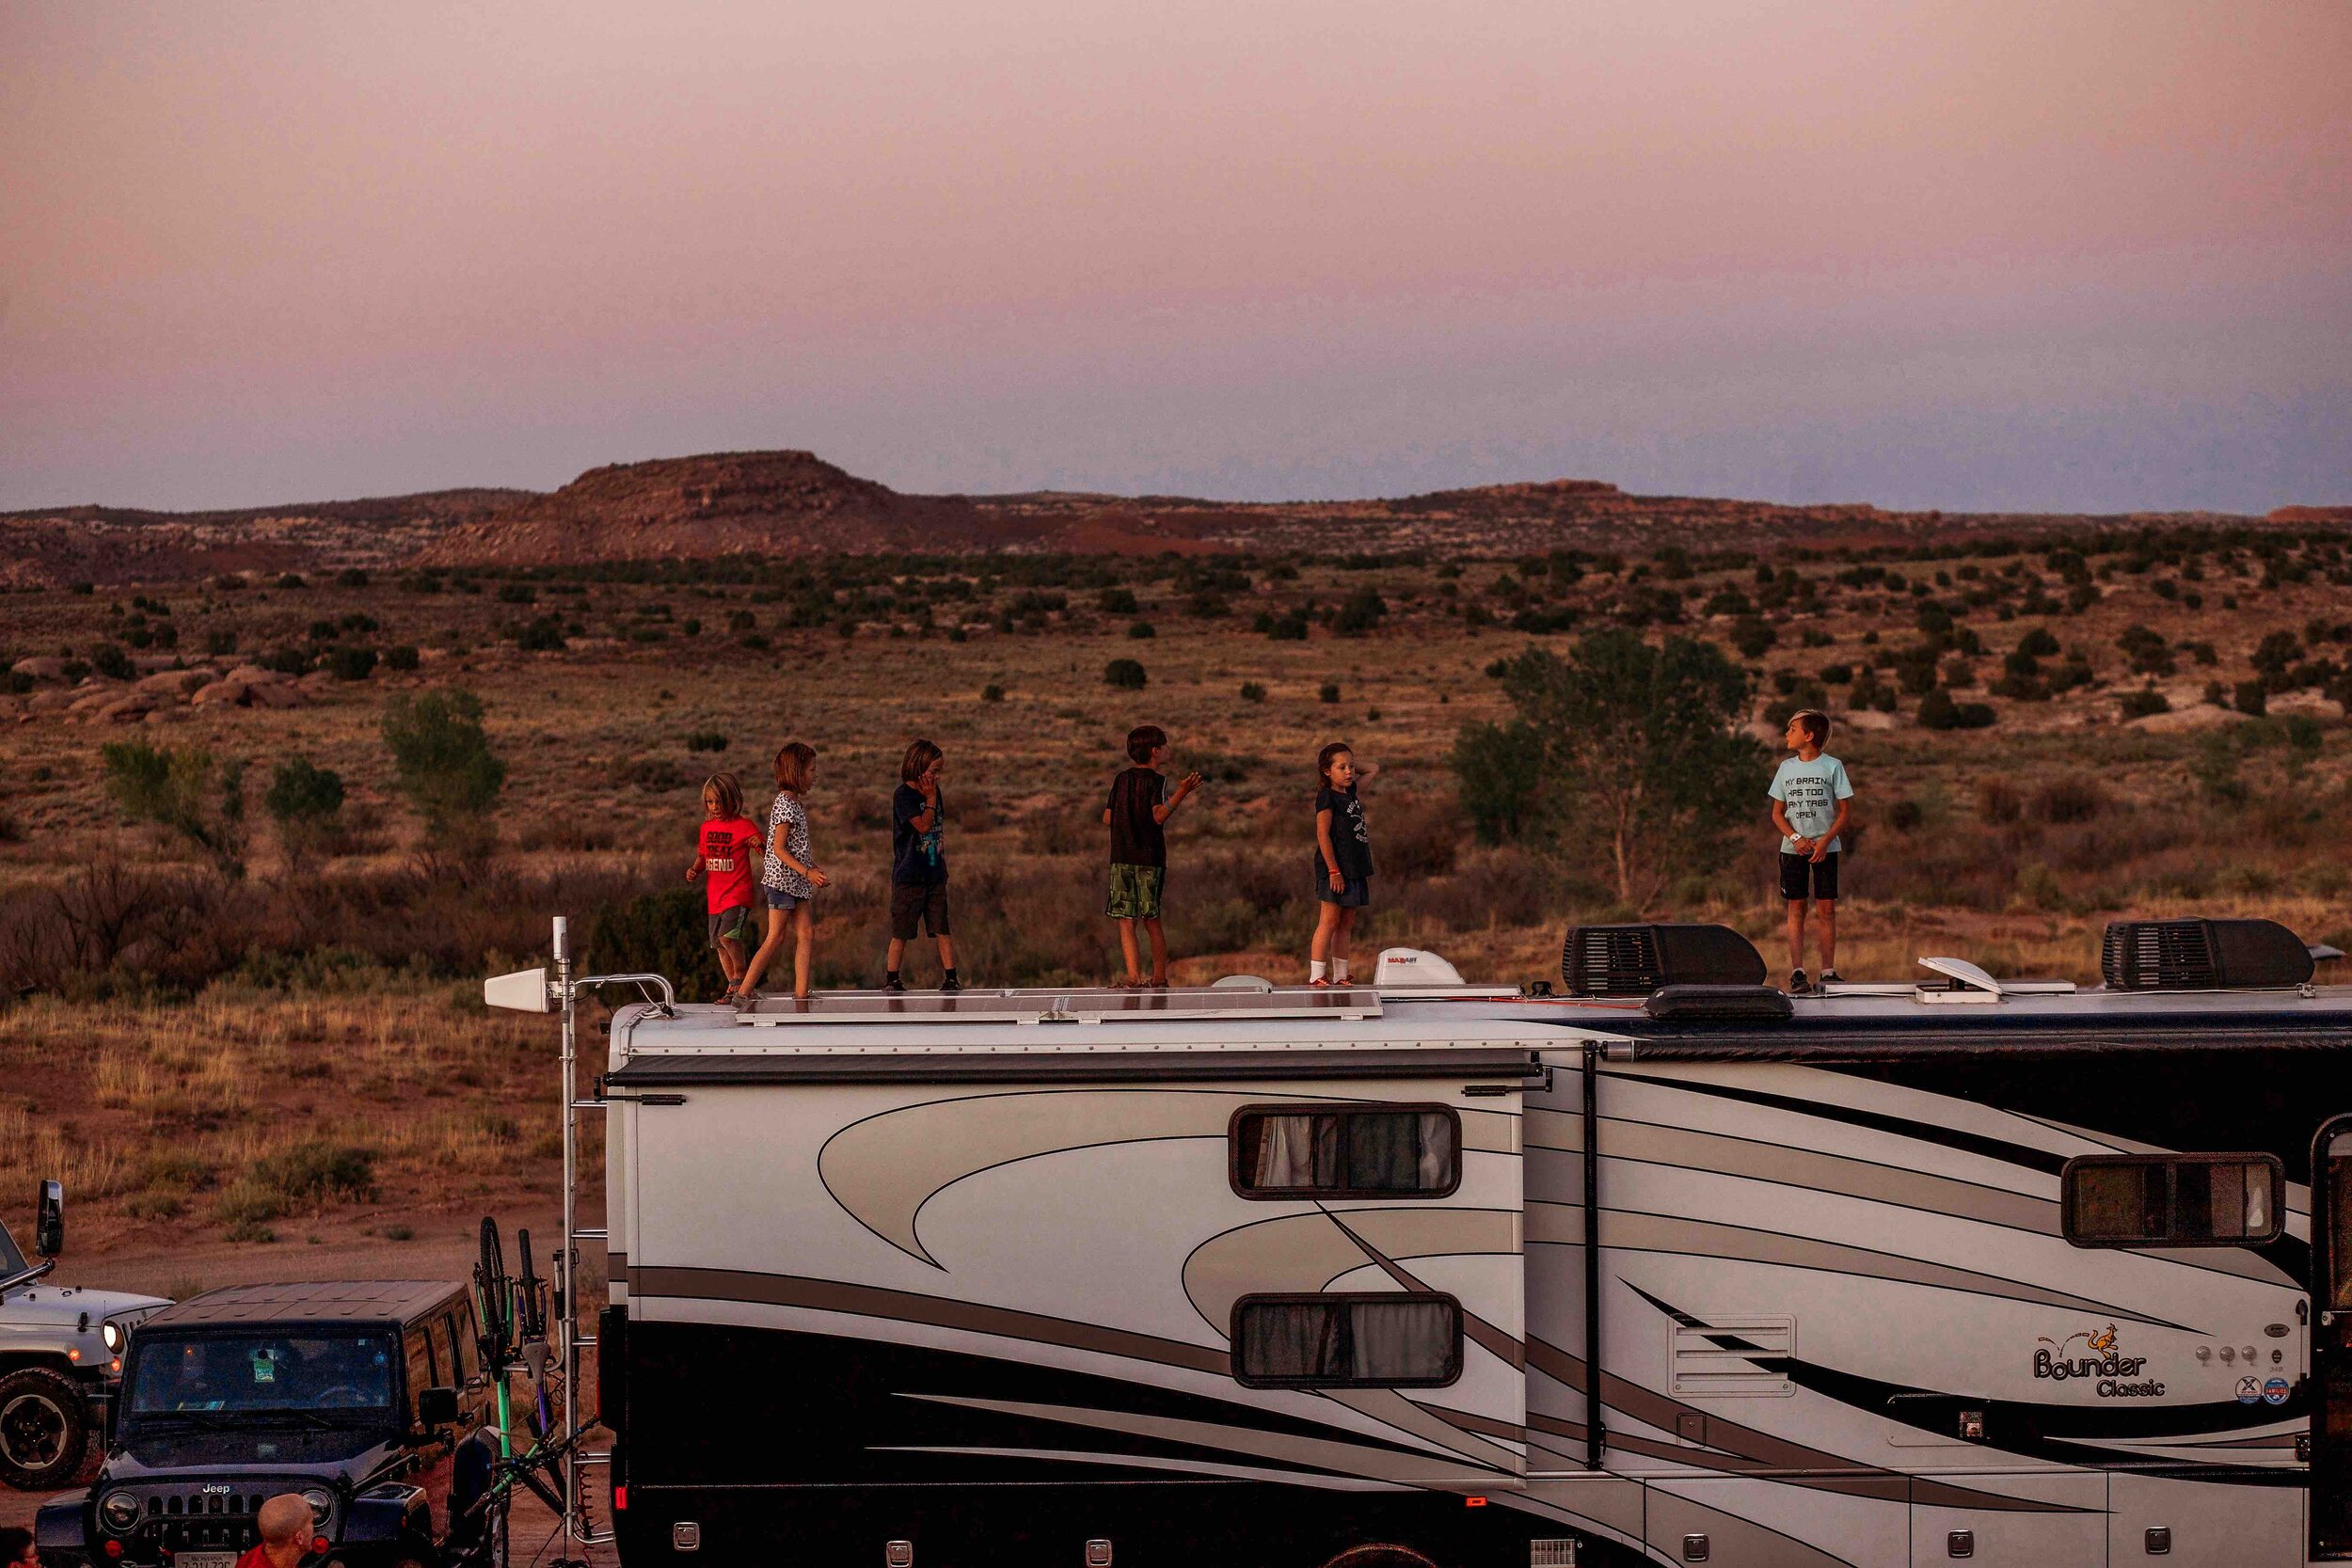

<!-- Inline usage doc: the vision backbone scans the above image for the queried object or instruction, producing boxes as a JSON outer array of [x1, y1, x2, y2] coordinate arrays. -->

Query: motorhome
[[500, 915, 2352, 1567]]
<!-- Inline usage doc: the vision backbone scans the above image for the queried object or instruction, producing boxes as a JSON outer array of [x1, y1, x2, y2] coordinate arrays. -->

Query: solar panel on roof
[[735, 984, 1381, 1026]]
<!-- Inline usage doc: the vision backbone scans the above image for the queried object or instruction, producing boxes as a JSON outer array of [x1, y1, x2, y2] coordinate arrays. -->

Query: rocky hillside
[[5, 449, 2341, 585]]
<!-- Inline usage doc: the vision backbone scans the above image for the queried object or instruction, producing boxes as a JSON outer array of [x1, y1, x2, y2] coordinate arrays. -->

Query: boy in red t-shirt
[[686, 771, 761, 994]]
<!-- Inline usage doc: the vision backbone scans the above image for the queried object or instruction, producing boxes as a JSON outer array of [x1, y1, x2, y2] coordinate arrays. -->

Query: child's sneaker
[[1788, 968, 1810, 994], [940, 975, 961, 993], [1308, 976, 1332, 989], [884, 974, 905, 994], [1820, 969, 1844, 987]]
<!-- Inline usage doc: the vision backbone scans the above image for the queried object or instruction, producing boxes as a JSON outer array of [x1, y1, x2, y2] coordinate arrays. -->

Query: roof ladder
[[548, 917, 676, 1556]]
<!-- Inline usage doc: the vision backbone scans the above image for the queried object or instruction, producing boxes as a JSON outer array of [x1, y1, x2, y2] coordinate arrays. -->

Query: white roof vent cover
[[1917, 956, 2003, 997]]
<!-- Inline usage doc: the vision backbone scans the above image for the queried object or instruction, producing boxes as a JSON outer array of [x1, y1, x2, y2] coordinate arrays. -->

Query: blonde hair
[[702, 772, 744, 818]]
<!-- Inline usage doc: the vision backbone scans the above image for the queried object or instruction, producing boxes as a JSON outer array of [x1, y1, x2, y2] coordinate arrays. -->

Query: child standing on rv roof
[[885, 738, 958, 994], [686, 772, 761, 997], [1768, 708, 1853, 995], [735, 743, 830, 1003], [1309, 741, 1376, 988], [1103, 723, 1203, 988]]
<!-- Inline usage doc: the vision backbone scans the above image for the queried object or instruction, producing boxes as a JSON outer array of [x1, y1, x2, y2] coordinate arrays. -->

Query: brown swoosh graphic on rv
[[1526, 1204, 2193, 1327], [818, 1087, 1517, 1266], [1529, 1106, 2298, 1288], [1179, 1207, 1522, 1334]]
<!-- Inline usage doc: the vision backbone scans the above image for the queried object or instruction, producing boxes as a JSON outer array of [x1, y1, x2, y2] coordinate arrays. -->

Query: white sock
[[1333, 958, 1350, 983], [1311, 960, 1327, 982]]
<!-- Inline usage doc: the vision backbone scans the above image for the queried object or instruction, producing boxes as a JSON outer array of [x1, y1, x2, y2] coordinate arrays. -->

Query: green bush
[[1127, 621, 1156, 640], [263, 758, 345, 825], [382, 689, 505, 833], [2233, 681, 2267, 717], [383, 644, 420, 672], [90, 642, 134, 680], [102, 741, 247, 869], [685, 730, 729, 752], [981, 684, 1006, 703], [1098, 588, 1138, 614], [1104, 658, 1148, 690], [326, 645, 378, 681], [1239, 682, 1266, 703], [514, 615, 567, 651], [1916, 689, 1996, 730], [2116, 686, 2171, 721], [588, 883, 726, 1003], [1334, 587, 1388, 636], [1319, 682, 1341, 705]]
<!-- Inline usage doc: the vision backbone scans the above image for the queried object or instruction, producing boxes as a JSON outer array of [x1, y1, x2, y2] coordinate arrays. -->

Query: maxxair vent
[[1563, 924, 1766, 997], [2101, 918, 2313, 991]]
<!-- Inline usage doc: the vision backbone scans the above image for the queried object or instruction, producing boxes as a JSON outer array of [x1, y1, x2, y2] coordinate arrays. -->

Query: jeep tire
[[0, 1366, 87, 1490]]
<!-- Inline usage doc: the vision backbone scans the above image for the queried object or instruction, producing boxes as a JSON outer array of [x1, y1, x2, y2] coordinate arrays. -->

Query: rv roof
[[732, 983, 1384, 1027]]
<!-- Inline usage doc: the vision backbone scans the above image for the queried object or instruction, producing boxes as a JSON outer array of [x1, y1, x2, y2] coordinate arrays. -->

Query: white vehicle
[[1, 1182, 171, 1490], [494, 915, 2352, 1566]]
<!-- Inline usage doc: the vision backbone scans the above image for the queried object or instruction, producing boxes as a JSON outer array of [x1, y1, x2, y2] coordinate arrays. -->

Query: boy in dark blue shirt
[[885, 737, 957, 993]]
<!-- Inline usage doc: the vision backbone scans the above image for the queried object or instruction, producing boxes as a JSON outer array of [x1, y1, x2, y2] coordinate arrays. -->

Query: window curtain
[[1347, 1299, 1455, 1382], [1253, 1114, 1343, 1189], [1242, 1302, 1342, 1379]]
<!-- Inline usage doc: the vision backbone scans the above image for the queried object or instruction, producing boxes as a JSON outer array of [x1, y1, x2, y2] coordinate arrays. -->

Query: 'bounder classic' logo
[[2034, 1324, 2165, 1397]]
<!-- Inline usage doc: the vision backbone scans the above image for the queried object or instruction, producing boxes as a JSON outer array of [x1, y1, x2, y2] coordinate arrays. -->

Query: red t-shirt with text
[[699, 816, 761, 912]]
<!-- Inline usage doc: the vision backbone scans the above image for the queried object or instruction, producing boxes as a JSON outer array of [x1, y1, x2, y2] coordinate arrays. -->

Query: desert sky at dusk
[[4, 1, 2347, 514]]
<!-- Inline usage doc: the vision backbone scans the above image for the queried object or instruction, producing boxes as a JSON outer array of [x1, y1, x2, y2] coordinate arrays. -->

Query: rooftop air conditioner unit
[[2100, 918, 2313, 991], [1563, 924, 1766, 997]]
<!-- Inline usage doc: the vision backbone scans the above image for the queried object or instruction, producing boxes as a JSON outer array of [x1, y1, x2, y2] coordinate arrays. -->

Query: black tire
[[0, 1366, 88, 1490], [1319, 1549, 1441, 1568]]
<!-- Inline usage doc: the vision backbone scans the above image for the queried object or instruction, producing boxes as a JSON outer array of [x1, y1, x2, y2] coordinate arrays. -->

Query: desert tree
[[1482, 631, 1762, 910], [381, 688, 505, 844], [100, 740, 248, 876]]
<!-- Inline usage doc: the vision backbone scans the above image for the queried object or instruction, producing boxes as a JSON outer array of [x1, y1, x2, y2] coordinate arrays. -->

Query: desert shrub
[[1127, 621, 1156, 640], [382, 689, 505, 834], [1257, 610, 1311, 641], [326, 645, 378, 681], [685, 730, 729, 752], [2016, 626, 2061, 657], [1334, 587, 1388, 635], [620, 755, 687, 792], [497, 582, 536, 604], [1916, 689, 1996, 730], [336, 568, 370, 589], [205, 628, 238, 657], [1319, 682, 1341, 705], [2116, 686, 2170, 721], [2191, 730, 2246, 803], [1239, 682, 1266, 703], [1885, 798, 1925, 832], [1820, 663, 1852, 685], [981, 684, 1006, 703], [383, 644, 420, 671], [257, 1140, 377, 1207], [1731, 617, 1775, 659], [514, 615, 567, 651], [102, 742, 248, 870], [1098, 587, 1138, 614], [2030, 775, 2106, 824], [1104, 658, 1147, 689], [2117, 625, 2174, 677], [90, 642, 134, 680], [586, 883, 726, 1003], [2233, 681, 2267, 716], [1976, 779, 2023, 824], [263, 758, 345, 830], [1450, 721, 1544, 845]]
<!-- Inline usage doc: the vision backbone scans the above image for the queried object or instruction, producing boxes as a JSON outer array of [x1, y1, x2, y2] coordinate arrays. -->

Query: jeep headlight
[[101, 1319, 123, 1354], [98, 1489, 141, 1533], [300, 1487, 335, 1528]]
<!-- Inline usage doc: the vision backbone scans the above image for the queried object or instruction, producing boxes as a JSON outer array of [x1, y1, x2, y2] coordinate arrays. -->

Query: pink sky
[[4, 0, 2347, 512]]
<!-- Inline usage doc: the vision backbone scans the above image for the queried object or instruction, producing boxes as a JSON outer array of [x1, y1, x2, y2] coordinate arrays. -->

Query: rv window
[[1232, 1294, 1462, 1388], [1231, 1107, 1460, 1197], [2062, 1154, 2283, 1247]]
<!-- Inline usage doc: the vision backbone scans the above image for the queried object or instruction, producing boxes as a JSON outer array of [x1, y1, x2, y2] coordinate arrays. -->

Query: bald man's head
[[256, 1494, 312, 1546]]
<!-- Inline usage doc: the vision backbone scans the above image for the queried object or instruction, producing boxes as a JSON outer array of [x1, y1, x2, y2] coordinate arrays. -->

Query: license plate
[[179, 1554, 238, 1568]]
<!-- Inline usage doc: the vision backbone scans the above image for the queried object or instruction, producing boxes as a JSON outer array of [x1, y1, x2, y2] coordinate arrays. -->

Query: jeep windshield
[[0, 1220, 25, 1280], [125, 1331, 397, 1428]]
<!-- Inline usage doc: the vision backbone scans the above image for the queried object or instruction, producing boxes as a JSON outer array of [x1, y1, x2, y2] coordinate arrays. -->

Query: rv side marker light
[[614, 1485, 628, 1512], [1466, 1496, 1488, 1507]]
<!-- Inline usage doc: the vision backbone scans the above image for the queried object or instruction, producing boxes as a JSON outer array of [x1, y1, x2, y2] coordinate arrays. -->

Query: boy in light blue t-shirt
[[1767, 708, 1853, 994]]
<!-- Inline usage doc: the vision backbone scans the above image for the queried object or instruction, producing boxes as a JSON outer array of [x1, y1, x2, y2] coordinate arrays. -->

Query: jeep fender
[[345, 1484, 428, 1544], [35, 1493, 92, 1565]]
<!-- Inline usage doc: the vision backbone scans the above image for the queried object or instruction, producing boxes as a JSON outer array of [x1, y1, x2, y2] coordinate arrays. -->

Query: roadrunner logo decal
[[2035, 1324, 2163, 1396]]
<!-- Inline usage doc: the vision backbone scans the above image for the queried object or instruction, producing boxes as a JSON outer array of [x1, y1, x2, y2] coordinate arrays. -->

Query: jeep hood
[[0, 1282, 173, 1323]]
